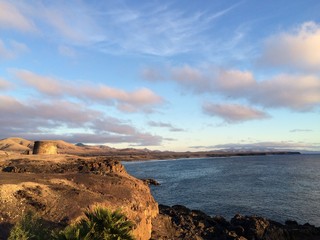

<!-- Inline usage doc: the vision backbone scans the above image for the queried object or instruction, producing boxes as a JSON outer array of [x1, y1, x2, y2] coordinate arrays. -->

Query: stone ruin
[[33, 141, 58, 155]]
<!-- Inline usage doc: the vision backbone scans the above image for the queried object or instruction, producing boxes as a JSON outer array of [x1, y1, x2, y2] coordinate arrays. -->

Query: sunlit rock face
[[33, 141, 58, 155], [0, 156, 159, 240]]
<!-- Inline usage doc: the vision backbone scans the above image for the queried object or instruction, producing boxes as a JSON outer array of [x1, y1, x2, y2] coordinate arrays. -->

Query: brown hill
[[0, 137, 33, 152], [0, 138, 89, 154]]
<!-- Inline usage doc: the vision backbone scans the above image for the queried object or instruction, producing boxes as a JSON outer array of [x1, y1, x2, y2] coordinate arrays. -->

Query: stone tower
[[33, 141, 58, 155]]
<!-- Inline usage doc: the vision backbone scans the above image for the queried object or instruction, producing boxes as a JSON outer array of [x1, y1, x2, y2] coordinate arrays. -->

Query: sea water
[[123, 154, 320, 226]]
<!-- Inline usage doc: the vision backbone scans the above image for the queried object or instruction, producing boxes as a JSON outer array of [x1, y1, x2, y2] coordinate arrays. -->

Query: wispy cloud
[[148, 121, 184, 132], [0, 78, 11, 90], [0, 1, 239, 56], [14, 69, 164, 113], [0, 95, 163, 146], [92, 2, 240, 56], [190, 141, 320, 151], [0, 39, 29, 59], [0, 1, 36, 32], [290, 129, 312, 133], [258, 21, 320, 71], [202, 103, 269, 123], [58, 45, 77, 58]]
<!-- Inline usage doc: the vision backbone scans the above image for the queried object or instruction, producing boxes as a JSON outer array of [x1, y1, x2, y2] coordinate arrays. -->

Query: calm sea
[[123, 154, 320, 226]]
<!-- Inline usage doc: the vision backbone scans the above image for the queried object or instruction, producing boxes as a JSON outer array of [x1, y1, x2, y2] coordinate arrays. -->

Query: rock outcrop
[[152, 205, 320, 240], [0, 155, 158, 240], [141, 178, 161, 186], [32, 141, 58, 154]]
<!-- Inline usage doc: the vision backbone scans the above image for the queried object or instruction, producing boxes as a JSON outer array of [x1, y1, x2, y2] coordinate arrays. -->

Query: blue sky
[[0, 0, 320, 151]]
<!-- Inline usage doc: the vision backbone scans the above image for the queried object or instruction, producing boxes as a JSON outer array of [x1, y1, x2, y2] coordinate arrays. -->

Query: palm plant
[[54, 207, 135, 240]]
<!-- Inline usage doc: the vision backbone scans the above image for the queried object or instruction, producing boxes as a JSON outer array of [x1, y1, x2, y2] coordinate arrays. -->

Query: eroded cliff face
[[0, 155, 158, 240]]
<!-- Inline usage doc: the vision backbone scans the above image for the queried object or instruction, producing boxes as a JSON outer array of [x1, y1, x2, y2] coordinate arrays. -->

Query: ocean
[[123, 154, 320, 226]]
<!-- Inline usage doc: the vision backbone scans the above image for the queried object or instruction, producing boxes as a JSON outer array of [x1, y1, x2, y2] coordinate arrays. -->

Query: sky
[[0, 0, 320, 152]]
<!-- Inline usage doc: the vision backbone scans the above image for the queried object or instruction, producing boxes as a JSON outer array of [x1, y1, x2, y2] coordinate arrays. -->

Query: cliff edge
[[0, 155, 158, 240]]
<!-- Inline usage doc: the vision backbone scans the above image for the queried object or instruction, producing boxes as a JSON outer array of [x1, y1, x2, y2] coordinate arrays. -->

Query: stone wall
[[33, 141, 57, 155]]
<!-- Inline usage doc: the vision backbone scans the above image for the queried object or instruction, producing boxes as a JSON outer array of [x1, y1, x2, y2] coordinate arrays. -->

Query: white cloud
[[252, 74, 320, 111], [202, 103, 269, 123], [144, 65, 255, 95], [214, 69, 255, 95], [253, 74, 316, 112], [259, 21, 320, 71], [14, 69, 164, 113]]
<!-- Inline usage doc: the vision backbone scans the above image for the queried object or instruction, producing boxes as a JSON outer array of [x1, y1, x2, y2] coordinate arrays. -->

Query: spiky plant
[[54, 207, 135, 240]]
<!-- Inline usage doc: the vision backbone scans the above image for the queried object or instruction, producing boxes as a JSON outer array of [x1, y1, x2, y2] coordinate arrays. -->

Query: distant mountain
[[75, 143, 86, 147], [0, 137, 301, 160]]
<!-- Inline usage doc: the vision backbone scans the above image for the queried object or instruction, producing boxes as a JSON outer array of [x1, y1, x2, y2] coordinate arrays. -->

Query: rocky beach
[[0, 138, 319, 240]]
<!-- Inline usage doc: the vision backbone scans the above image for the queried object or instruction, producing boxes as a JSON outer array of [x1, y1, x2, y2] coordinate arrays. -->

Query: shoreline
[[152, 204, 320, 240], [1, 152, 319, 239], [120, 151, 301, 162], [123, 154, 320, 232]]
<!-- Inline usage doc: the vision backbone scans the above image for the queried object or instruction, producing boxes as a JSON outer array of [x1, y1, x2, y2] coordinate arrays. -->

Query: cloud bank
[[0, 95, 163, 146], [202, 103, 269, 123], [14, 69, 164, 113], [142, 22, 320, 122], [191, 141, 320, 151]]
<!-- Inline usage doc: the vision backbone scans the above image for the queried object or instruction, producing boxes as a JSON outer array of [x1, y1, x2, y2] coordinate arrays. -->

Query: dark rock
[[285, 220, 298, 226], [231, 214, 270, 239], [141, 178, 160, 186], [2, 166, 17, 172], [153, 205, 320, 240]]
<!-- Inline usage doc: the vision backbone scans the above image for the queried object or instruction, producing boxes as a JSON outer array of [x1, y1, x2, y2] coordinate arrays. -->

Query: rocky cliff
[[0, 155, 158, 240], [151, 205, 320, 240]]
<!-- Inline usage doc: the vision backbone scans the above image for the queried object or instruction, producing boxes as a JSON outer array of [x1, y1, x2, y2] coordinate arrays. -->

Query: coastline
[[119, 151, 301, 162], [0, 154, 319, 240], [151, 204, 320, 240], [124, 154, 320, 232]]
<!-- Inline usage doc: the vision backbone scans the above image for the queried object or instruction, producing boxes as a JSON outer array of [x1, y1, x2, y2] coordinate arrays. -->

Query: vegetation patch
[[8, 208, 135, 240]]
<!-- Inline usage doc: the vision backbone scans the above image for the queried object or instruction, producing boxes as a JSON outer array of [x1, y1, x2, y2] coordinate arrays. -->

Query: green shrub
[[9, 208, 134, 240], [53, 207, 135, 240], [8, 210, 51, 240]]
